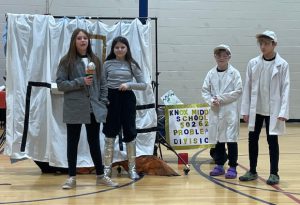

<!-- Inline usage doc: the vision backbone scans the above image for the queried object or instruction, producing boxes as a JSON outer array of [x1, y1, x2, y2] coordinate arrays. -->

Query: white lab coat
[[241, 54, 290, 135], [202, 65, 243, 143]]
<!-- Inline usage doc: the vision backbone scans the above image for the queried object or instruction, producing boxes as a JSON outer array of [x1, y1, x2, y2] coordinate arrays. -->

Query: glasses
[[257, 41, 274, 47], [214, 54, 230, 59]]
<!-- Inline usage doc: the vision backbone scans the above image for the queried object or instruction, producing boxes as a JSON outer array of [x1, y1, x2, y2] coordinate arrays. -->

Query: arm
[[99, 63, 108, 104], [278, 63, 290, 120], [241, 62, 252, 116], [201, 71, 214, 106], [126, 63, 147, 90], [56, 59, 85, 92], [217, 71, 243, 104]]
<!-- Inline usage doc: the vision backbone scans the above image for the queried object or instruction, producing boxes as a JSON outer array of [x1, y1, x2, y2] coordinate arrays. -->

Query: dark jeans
[[103, 89, 137, 143], [248, 114, 279, 175], [214, 142, 238, 167], [66, 113, 103, 177]]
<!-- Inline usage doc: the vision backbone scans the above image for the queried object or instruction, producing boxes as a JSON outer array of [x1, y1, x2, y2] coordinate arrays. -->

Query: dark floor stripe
[[0, 177, 142, 204], [212, 177, 300, 195], [191, 149, 276, 205], [239, 164, 300, 204], [0, 183, 11, 186]]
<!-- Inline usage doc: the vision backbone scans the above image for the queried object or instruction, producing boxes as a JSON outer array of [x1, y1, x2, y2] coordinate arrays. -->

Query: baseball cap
[[256, 30, 277, 42], [214, 44, 231, 55]]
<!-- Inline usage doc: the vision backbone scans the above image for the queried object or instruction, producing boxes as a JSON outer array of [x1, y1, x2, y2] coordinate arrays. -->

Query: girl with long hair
[[102, 36, 147, 180], [56, 28, 118, 189]]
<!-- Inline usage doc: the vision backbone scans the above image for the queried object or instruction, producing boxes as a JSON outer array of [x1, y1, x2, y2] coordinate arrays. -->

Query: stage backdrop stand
[[0, 90, 5, 154], [4, 14, 158, 171]]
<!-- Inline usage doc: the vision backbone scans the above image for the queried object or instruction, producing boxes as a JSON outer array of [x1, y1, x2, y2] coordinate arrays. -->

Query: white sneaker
[[96, 175, 118, 187], [62, 177, 76, 189]]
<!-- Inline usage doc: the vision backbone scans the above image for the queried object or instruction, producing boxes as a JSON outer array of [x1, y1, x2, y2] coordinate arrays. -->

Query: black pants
[[248, 114, 279, 175], [66, 113, 103, 177], [214, 142, 238, 167], [103, 89, 137, 143]]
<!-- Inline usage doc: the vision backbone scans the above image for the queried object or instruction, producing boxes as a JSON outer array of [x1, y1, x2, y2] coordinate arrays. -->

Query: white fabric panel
[[5, 13, 157, 167]]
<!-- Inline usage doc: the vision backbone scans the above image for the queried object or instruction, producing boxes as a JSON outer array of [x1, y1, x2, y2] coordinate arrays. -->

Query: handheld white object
[[86, 62, 96, 76]]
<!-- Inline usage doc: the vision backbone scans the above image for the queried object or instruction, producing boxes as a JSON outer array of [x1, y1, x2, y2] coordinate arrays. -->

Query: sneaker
[[96, 175, 119, 187], [62, 177, 76, 189], [266, 174, 280, 185], [239, 171, 258, 181], [209, 165, 225, 176]]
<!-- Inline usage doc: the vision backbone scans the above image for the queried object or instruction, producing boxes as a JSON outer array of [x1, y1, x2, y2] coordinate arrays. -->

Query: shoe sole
[[96, 183, 119, 187], [210, 172, 225, 176], [225, 175, 237, 179], [209, 171, 225, 176], [239, 177, 258, 181], [62, 186, 74, 189], [266, 181, 279, 185]]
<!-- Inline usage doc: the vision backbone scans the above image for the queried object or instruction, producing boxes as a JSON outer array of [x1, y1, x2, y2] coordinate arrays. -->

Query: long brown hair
[[106, 36, 141, 70], [62, 28, 101, 78]]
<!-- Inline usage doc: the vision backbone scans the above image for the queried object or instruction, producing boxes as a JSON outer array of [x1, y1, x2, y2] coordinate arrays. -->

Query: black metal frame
[[52, 16, 160, 110], [6, 15, 190, 174]]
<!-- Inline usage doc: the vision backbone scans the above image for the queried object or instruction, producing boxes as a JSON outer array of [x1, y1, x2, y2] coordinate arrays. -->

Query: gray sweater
[[104, 59, 147, 90], [56, 56, 108, 124]]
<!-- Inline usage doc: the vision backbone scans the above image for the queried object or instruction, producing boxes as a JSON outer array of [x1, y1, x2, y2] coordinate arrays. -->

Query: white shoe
[[62, 177, 76, 189], [96, 175, 118, 187]]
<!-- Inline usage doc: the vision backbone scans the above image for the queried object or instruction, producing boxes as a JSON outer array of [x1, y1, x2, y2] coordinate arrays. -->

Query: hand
[[84, 76, 93, 86], [212, 96, 220, 107], [243, 115, 249, 123], [119, 83, 129, 91], [278, 117, 287, 121], [212, 100, 220, 106]]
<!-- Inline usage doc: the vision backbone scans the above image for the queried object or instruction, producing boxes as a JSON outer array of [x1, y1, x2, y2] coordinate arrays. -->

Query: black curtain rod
[[51, 15, 157, 20], [5, 13, 157, 21]]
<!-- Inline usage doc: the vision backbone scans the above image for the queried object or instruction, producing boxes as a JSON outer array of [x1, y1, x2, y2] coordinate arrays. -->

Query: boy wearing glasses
[[239, 31, 290, 185], [202, 44, 243, 179]]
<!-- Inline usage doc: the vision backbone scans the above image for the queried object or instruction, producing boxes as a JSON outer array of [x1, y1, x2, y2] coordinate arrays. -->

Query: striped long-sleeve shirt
[[104, 59, 147, 90]]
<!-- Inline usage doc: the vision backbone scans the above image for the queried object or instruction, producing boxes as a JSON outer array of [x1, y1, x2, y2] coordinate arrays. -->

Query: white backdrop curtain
[[5, 13, 157, 167]]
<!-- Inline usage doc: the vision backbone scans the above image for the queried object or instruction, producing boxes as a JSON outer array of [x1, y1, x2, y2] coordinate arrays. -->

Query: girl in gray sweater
[[102, 36, 147, 180], [56, 28, 117, 189]]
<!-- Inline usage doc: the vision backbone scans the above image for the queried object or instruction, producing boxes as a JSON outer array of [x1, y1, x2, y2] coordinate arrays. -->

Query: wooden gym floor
[[0, 123, 299, 205]]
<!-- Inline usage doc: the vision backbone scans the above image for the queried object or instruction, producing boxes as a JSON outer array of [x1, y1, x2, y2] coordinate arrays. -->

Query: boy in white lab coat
[[239, 30, 290, 185], [202, 45, 242, 179]]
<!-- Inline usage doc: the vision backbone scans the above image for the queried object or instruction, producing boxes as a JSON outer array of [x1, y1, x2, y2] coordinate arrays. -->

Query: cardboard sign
[[165, 104, 213, 150]]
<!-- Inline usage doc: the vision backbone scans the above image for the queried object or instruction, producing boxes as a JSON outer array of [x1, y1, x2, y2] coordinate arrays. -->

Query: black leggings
[[214, 142, 238, 167], [103, 89, 137, 143], [66, 113, 103, 176], [248, 114, 279, 175]]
